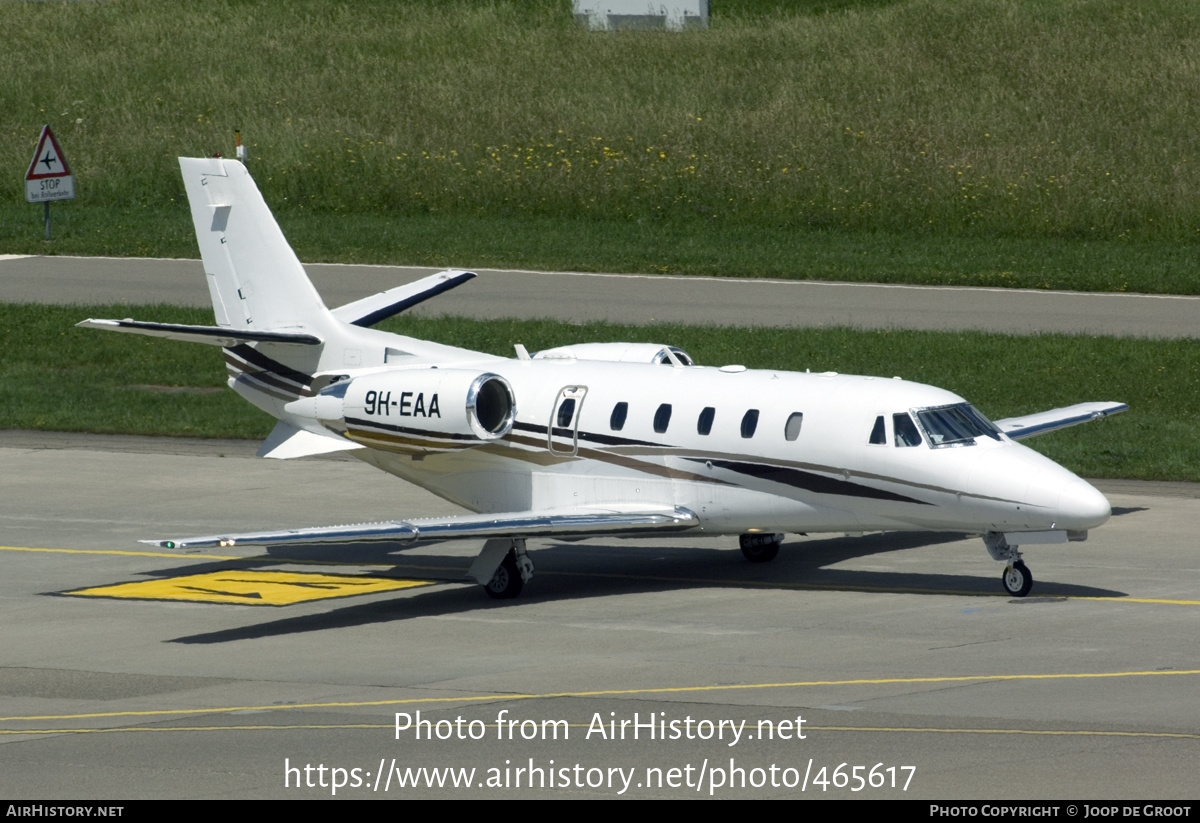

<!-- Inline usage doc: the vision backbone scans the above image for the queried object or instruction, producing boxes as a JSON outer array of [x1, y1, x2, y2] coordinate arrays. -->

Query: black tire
[[484, 551, 524, 599], [739, 533, 781, 563], [1002, 560, 1033, 597]]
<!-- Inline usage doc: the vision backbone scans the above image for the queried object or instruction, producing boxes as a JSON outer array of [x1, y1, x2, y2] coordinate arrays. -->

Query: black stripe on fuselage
[[226, 345, 315, 392], [344, 416, 482, 443], [508, 421, 930, 504], [696, 458, 931, 505], [511, 421, 659, 449], [226, 362, 306, 400], [231, 373, 298, 403]]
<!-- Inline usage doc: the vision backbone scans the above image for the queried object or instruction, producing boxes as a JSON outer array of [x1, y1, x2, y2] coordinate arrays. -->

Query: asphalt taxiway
[[2, 254, 1198, 338], [1, 432, 1198, 799]]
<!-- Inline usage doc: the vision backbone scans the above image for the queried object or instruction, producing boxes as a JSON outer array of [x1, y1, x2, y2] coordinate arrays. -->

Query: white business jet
[[80, 158, 1126, 599]]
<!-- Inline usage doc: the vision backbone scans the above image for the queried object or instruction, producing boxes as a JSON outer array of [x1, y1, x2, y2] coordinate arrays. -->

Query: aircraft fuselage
[[259, 353, 1110, 539]]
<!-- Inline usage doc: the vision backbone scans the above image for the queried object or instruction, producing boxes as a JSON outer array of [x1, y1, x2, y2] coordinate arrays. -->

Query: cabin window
[[785, 412, 804, 441], [740, 409, 759, 438], [869, 415, 886, 445], [894, 413, 923, 447], [697, 406, 715, 435], [557, 398, 576, 428], [610, 402, 628, 431], [916, 403, 1002, 447], [653, 403, 672, 433]]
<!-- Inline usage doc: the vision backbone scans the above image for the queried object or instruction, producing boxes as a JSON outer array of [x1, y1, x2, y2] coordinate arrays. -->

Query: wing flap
[[996, 401, 1127, 440], [142, 506, 699, 549]]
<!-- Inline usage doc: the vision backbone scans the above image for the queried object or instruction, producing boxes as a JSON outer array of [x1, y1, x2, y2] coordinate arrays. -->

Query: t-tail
[[181, 157, 336, 340], [79, 157, 489, 457]]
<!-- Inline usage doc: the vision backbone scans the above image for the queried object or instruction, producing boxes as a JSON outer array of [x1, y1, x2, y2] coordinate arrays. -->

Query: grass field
[[4, 304, 1196, 481], [3, 0, 1199, 290]]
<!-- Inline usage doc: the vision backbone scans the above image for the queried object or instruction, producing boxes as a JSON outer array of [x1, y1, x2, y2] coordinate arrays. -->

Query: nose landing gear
[[1001, 560, 1034, 597], [984, 532, 1034, 597]]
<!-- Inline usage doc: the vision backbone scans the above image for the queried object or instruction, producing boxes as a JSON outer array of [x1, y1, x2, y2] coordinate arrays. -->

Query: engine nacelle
[[305, 369, 515, 454]]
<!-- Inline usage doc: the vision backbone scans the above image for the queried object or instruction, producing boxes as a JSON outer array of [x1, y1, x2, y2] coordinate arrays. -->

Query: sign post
[[25, 125, 75, 240]]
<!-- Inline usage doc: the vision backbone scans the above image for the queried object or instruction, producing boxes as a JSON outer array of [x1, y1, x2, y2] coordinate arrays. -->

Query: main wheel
[[484, 551, 524, 599], [1002, 560, 1033, 597], [739, 533, 781, 563]]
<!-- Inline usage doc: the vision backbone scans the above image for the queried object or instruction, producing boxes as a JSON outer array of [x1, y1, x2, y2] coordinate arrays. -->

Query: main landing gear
[[469, 537, 535, 599], [740, 532, 783, 563], [984, 532, 1034, 597]]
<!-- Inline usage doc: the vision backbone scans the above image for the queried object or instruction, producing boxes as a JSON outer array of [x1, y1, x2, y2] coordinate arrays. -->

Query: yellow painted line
[[3, 723, 1198, 741], [1075, 596, 1200, 606], [1, 545, 238, 561], [3, 668, 1198, 723], [64, 570, 431, 606]]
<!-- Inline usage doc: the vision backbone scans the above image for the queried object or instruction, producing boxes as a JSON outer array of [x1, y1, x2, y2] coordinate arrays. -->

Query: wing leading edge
[[143, 506, 700, 550]]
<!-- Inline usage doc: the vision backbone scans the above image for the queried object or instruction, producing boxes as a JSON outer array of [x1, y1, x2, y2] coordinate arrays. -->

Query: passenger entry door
[[548, 386, 588, 456]]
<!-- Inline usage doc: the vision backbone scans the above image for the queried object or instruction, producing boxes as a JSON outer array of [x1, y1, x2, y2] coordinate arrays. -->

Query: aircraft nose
[[1055, 478, 1111, 530]]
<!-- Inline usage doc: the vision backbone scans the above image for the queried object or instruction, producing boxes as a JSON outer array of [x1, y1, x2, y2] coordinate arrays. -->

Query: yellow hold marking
[[65, 570, 431, 605]]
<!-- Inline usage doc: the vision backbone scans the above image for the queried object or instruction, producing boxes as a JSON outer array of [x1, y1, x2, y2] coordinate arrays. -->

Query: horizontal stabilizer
[[996, 401, 1128, 440], [77, 318, 322, 347], [331, 270, 476, 328], [256, 421, 363, 459], [143, 506, 699, 549]]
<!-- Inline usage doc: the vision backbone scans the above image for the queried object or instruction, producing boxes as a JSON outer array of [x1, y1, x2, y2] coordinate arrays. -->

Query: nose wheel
[[1002, 560, 1033, 597]]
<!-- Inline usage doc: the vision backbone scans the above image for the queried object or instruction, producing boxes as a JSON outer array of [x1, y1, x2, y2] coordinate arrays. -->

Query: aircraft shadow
[[167, 531, 1129, 645]]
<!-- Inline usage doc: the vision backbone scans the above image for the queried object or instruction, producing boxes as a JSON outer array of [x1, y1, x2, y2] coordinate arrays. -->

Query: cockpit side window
[[869, 415, 886, 445], [894, 413, 923, 447]]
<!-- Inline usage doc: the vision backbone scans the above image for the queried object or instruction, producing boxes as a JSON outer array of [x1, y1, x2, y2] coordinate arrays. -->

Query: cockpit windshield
[[915, 403, 1002, 447]]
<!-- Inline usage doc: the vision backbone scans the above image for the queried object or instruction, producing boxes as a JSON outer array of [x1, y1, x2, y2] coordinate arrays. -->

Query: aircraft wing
[[995, 401, 1127, 440], [142, 506, 699, 549]]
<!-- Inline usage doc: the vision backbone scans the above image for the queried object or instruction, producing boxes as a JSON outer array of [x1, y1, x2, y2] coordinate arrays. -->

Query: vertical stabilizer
[[180, 157, 331, 333]]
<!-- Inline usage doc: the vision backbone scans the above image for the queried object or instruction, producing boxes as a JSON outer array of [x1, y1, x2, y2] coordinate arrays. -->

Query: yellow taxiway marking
[[3, 668, 1198, 724], [64, 570, 431, 606]]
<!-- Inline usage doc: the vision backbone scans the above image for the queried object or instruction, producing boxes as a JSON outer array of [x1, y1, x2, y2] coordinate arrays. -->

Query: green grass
[[4, 304, 1196, 481], [3, 0, 1200, 288]]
